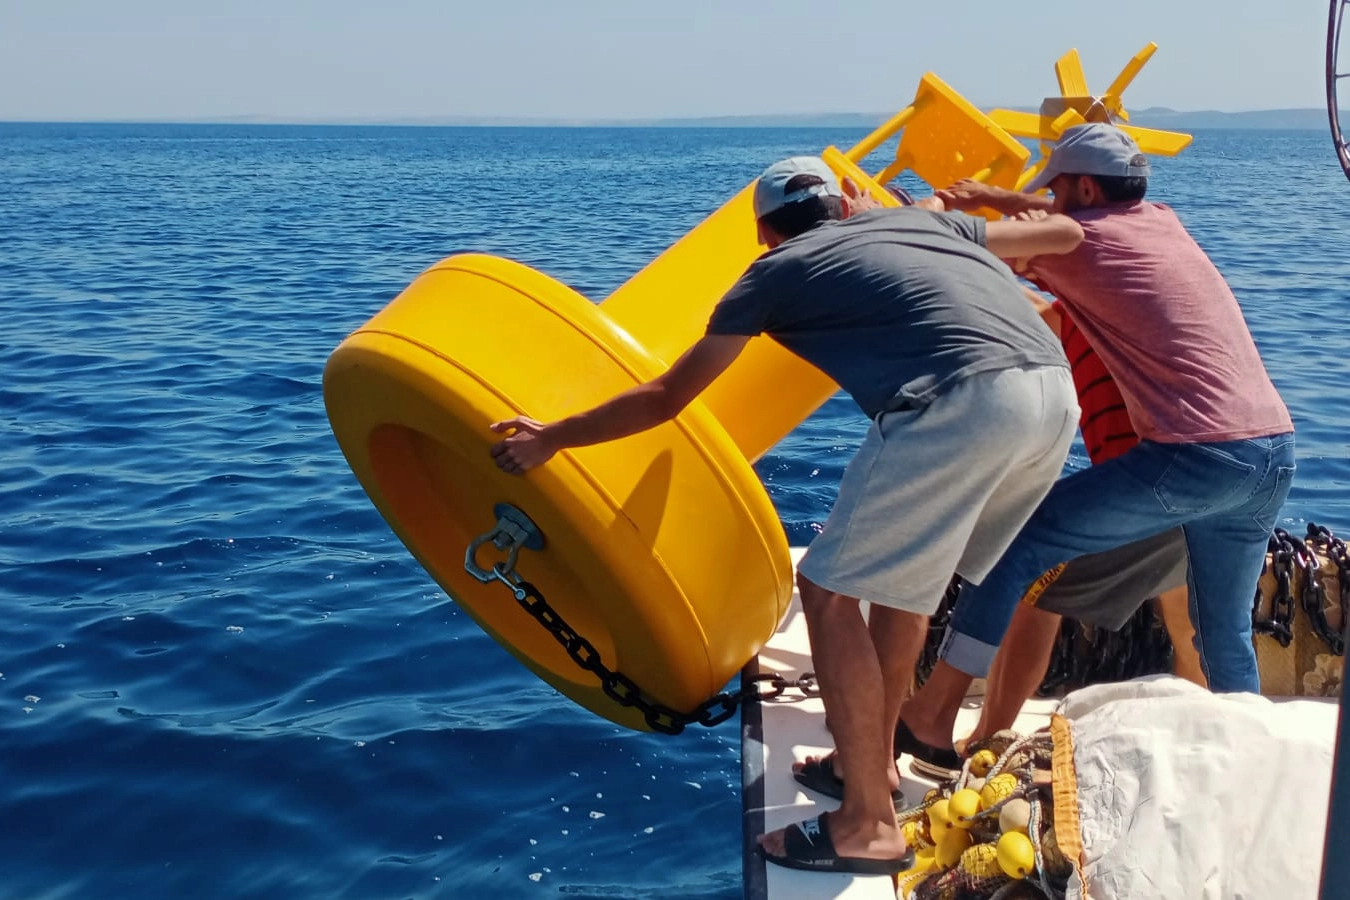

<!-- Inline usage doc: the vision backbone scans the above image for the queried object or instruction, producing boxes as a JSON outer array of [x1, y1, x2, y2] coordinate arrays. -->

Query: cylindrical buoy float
[[323, 252, 795, 731]]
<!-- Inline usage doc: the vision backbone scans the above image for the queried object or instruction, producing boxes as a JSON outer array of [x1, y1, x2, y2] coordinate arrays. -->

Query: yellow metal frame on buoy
[[323, 48, 1191, 731]]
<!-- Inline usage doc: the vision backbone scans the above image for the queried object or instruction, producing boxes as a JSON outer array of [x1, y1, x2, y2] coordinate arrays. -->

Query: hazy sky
[[0, 1, 1334, 122]]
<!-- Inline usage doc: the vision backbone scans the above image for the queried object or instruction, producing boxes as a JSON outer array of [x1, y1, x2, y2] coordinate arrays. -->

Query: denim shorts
[[943, 433, 1296, 693]]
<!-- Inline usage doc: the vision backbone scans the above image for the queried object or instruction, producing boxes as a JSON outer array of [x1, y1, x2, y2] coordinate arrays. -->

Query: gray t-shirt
[[706, 208, 1067, 418]]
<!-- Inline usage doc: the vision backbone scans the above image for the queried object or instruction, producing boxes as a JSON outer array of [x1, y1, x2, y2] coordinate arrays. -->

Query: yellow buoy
[[969, 749, 998, 778], [980, 773, 1019, 810], [935, 828, 974, 869], [902, 818, 932, 849], [958, 842, 1003, 878], [323, 258, 791, 732], [948, 788, 982, 828], [929, 816, 953, 845], [996, 830, 1037, 879]]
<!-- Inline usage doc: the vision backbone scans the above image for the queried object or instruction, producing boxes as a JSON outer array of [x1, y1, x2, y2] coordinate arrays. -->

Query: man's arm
[[489, 333, 751, 473], [984, 212, 1083, 260], [936, 179, 1054, 217]]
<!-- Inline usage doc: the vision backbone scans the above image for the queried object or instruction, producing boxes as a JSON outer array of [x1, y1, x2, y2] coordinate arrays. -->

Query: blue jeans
[[941, 434, 1296, 693]]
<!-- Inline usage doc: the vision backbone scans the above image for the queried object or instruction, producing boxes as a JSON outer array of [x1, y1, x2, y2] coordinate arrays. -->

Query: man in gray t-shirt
[[491, 156, 1084, 876]]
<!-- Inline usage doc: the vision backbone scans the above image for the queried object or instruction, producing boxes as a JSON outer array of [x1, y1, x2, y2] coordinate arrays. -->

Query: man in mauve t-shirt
[[893, 123, 1295, 772], [947, 300, 1204, 772]]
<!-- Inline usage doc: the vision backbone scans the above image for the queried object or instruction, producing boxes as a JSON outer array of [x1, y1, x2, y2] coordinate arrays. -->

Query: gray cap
[[752, 156, 843, 219], [1025, 123, 1151, 193]]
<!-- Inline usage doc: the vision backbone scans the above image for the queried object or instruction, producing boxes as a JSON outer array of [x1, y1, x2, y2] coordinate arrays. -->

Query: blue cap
[[753, 156, 843, 219], [1025, 123, 1151, 193]]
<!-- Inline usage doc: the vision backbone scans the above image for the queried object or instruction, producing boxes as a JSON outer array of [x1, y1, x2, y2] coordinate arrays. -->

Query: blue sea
[[2, 122, 1349, 900]]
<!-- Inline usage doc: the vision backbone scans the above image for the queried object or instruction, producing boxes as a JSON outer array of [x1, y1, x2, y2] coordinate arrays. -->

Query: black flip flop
[[893, 719, 962, 780], [792, 754, 906, 810], [758, 813, 915, 875]]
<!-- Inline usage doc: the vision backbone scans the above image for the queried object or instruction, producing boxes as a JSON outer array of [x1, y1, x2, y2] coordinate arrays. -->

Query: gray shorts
[[1029, 527, 1189, 630], [797, 364, 1078, 613]]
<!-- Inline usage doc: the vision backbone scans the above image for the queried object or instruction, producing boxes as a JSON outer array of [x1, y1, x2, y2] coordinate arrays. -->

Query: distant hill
[[620, 108, 1345, 131], [320, 107, 1343, 130], [245, 112, 899, 129], [14, 108, 1343, 130], [1127, 107, 1341, 130]]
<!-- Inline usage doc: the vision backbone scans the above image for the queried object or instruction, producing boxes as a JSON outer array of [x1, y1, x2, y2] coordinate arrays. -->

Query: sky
[[0, 0, 1336, 123]]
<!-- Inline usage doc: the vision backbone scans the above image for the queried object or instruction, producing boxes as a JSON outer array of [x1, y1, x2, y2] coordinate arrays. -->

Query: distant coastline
[[3, 107, 1343, 130]]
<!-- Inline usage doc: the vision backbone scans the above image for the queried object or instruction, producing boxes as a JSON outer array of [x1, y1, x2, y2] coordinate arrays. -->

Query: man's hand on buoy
[[490, 417, 558, 474], [934, 178, 997, 213], [840, 177, 882, 217]]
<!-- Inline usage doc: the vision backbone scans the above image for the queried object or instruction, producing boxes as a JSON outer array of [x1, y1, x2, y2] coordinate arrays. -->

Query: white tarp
[[1058, 676, 1338, 900]]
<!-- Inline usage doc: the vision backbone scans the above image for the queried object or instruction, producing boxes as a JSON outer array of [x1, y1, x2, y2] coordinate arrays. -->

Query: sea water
[[2, 122, 1349, 898]]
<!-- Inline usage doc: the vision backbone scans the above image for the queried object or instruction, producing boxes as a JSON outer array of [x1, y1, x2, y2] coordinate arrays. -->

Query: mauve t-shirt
[[1025, 201, 1292, 443]]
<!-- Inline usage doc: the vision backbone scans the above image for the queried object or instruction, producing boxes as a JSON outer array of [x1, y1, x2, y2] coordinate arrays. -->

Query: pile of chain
[[1253, 522, 1347, 656], [894, 730, 1072, 900], [917, 521, 1346, 698]]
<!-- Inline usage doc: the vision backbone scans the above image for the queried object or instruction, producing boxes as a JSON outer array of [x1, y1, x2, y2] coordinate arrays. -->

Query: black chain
[[918, 573, 1174, 696], [504, 574, 819, 735], [1253, 530, 1299, 647], [1302, 522, 1347, 655], [496, 521, 1345, 728]]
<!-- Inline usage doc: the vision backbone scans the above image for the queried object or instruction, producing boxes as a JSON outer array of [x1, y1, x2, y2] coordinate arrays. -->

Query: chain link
[[1253, 525, 1347, 655], [1254, 530, 1299, 647], [487, 566, 819, 735], [917, 572, 1174, 697], [470, 511, 1344, 730], [1302, 522, 1347, 654]]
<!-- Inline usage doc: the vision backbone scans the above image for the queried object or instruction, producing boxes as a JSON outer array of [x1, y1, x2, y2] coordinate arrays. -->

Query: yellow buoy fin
[[1104, 42, 1159, 106], [1054, 48, 1090, 97], [859, 72, 1029, 202], [988, 107, 1085, 141], [1118, 123, 1194, 156], [994, 43, 1190, 189]]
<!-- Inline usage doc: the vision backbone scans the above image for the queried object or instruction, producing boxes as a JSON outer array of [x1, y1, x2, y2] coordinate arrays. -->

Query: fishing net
[[895, 731, 1071, 900]]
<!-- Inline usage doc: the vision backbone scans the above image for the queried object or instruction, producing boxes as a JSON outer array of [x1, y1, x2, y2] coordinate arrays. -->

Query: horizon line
[[2, 105, 1344, 129]]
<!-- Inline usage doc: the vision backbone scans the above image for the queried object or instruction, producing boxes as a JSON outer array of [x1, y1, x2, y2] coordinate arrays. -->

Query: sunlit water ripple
[[1, 123, 1348, 899]]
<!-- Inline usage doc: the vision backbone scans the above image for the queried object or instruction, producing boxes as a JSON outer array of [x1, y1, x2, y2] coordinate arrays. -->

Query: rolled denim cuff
[[937, 626, 1000, 677]]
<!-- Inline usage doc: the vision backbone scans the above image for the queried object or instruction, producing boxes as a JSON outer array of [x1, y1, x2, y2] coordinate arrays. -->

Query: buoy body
[[324, 253, 794, 729]]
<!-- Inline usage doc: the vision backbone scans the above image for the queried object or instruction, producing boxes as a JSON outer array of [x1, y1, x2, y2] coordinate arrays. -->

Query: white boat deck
[[741, 551, 1059, 900]]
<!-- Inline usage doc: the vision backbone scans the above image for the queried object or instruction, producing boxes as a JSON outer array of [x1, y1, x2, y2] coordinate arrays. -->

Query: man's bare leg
[[804, 599, 934, 782], [758, 575, 909, 862], [1155, 585, 1207, 687], [806, 603, 930, 780], [871, 605, 933, 759], [964, 604, 1063, 744]]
